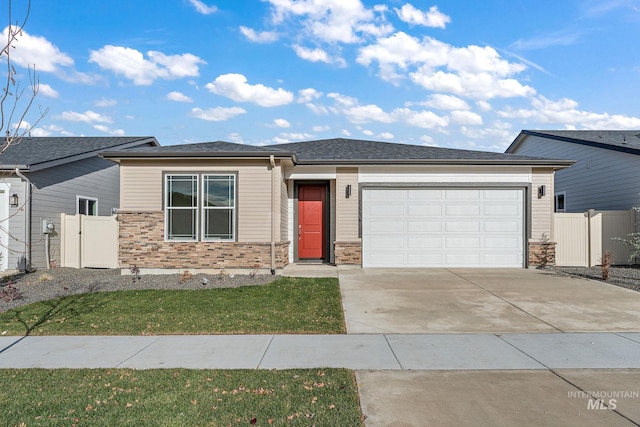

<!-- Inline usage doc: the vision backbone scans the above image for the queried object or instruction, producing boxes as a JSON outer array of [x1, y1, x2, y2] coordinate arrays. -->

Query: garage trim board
[[361, 185, 528, 268]]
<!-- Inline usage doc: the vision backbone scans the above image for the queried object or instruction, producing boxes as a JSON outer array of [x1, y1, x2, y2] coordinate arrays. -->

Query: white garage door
[[362, 188, 524, 268]]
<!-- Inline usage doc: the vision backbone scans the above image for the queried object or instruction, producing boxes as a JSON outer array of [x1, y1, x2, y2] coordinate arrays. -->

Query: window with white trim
[[164, 174, 236, 241], [554, 192, 566, 213], [77, 196, 98, 216]]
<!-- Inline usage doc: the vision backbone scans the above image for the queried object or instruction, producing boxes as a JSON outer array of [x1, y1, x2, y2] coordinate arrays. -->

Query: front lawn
[[0, 277, 345, 335], [0, 368, 364, 426]]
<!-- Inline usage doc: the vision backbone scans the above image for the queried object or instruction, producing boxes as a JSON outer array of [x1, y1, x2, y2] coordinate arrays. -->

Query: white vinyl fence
[[60, 214, 119, 268], [554, 210, 636, 267]]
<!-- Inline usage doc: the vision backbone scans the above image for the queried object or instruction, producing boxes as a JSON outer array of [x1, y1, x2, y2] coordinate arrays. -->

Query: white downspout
[[270, 155, 276, 275], [15, 168, 32, 271]]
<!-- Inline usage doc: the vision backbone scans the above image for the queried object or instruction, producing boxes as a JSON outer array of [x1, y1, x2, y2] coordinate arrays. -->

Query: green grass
[[0, 368, 364, 426], [0, 278, 345, 336]]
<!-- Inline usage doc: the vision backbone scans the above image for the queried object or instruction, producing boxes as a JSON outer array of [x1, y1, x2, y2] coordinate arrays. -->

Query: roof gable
[[0, 136, 158, 171]]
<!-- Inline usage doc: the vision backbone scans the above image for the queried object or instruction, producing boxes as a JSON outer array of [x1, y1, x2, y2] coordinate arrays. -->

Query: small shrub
[[130, 265, 141, 284], [218, 269, 227, 281], [601, 251, 612, 281], [1, 283, 22, 302], [180, 270, 192, 282], [535, 233, 554, 268], [36, 273, 53, 283], [250, 263, 260, 277]]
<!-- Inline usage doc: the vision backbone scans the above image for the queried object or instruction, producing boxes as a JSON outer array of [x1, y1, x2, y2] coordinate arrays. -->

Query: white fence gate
[[60, 214, 119, 268], [554, 210, 636, 267]]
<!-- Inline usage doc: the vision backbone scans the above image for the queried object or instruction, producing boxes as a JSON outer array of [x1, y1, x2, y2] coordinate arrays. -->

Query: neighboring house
[[0, 136, 159, 271], [506, 130, 640, 212], [102, 138, 572, 271]]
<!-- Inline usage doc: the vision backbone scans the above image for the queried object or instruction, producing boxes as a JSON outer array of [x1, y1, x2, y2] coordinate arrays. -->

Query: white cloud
[[89, 46, 205, 85], [396, 4, 451, 28], [341, 129, 352, 136], [274, 118, 291, 128], [293, 45, 331, 63], [94, 97, 117, 107], [358, 32, 534, 100], [312, 125, 330, 132], [38, 84, 59, 98], [59, 110, 112, 124], [266, 0, 391, 44], [2, 27, 74, 72], [205, 73, 294, 107], [379, 131, 394, 139], [476, 100, 492, 111], [420, 135, 436, 145], [167, 91, 193, 102], [423, 94, 469, 110], [191, 106, 246, 121], [298, 88, 323, 103], [396, 108, 449, 129], [239, 26, 279, 43], [361, 129, 374, 136], [93, 124, 125, 136], [498, 96, 640, 129], [450, 110, 483, 125], [343, 104, 395, 124], [188, 0, 218, 15]]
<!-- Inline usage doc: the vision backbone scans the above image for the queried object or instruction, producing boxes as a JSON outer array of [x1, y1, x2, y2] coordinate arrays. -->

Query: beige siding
[[335, 168, 360, 241], [530, 168, 554, 241], [120, 159, 273, 242]]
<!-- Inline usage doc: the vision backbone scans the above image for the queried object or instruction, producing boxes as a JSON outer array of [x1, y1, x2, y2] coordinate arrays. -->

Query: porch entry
[[297, 184, 327, 261]]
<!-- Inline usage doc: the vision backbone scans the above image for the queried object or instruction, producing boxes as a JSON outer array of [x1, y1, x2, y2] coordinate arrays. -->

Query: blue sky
[[5, 0, 640, 151]]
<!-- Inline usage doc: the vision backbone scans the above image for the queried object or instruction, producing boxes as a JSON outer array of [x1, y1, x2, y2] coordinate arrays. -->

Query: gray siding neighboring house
[[0, 136, 159, 271], [506, 130, 640, 212]]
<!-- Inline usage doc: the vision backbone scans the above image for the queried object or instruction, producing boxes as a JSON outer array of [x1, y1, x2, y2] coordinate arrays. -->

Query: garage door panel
[[484, 237, 521, 249], [363, 187, 524, 268], [445, 189, 480, 200], [407, 221, 442, 233], [484, 221, 520, 232], [407, 237, 441, 249], [445, 221, 480, 232], [446, 205, 480, 216], [407, 205, 441, 216]]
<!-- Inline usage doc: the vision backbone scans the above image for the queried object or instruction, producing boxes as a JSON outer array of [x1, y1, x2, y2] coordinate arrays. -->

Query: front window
[[77, 196, 98, 216], [165, 174, 236, 241], [555, 192, 566, 213]]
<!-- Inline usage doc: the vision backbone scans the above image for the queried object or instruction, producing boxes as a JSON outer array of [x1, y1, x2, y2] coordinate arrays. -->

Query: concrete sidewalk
[[1, 332, 639, 370]]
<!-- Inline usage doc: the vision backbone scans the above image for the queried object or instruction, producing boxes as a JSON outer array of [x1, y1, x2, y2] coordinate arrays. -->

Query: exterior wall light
[[538, 185, 546, 199], [345, 184, 352, 199], [10, 193, 18, 207]]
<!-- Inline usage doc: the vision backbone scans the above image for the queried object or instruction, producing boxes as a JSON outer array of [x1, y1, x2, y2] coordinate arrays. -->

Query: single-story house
[[101, 138, 573, 272], [506, 130, 640, 212], [0, 136, 158, 271]]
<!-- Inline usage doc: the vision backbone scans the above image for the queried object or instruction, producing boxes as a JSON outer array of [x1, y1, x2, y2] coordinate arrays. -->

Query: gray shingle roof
[[0, 136, 158, 169], [512, 130, 640, 155], [265, 138, 568, 165], [101, 137, 573, 167]]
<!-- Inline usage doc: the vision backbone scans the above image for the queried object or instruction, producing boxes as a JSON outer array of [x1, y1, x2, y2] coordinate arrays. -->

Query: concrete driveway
[[339, 267, 640, 426], [338, 268, 640, 334]]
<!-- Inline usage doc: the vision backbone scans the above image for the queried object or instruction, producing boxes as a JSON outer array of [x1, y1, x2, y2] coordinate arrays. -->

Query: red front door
[[298, 185, 326, 259]]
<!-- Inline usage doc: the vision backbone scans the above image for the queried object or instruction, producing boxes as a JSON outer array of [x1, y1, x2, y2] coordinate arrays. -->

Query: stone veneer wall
[[119, 211, 289, 269], [528, 241, 556, 267], [334, 241, 362, 265]]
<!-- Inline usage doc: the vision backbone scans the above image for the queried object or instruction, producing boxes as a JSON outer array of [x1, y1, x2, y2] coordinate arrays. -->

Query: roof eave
[[100, 151, 297, 162]]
